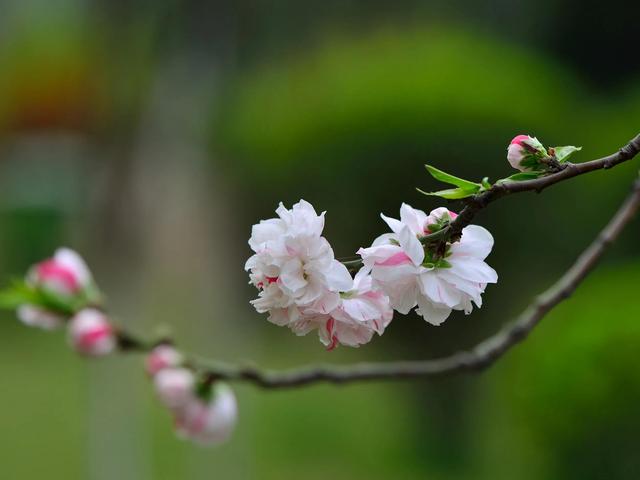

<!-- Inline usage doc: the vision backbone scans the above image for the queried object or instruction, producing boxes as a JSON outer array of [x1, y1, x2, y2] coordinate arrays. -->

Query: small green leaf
[[424, 165, 482, 191], [416, 187, 477, 200], [553, 145, 582, 162], [481, 177, 492, 190], [0, 281, 38, 310], [500, 172, 543, 182]]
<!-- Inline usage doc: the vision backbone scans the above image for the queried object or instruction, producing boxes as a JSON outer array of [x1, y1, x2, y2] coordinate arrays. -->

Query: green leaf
[[424, 165, 482, 191], [500, 172, 543, 182], [416, 187, 477, 199], [481, 177, 492, 190], [553, 145, 582, 162], [0, 280, 80, 315], [0, 281, 37, 310]]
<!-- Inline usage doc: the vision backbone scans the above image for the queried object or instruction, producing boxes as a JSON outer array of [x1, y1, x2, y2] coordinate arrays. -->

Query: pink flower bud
[[146, 345, 184, 376], [426, 207, 457, 232], [68, 309, 116, 356], [154, 367, 196, 410], [507, 134, 547, 171], [174, 384, 238, 446], [17, 305, 65, 330], [28, 248, 92, 298]]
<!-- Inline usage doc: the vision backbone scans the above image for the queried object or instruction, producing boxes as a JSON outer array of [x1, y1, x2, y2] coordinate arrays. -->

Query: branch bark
[[340, 133, 640, 271], [431, 132, 640, 242], [115, 133, 640, 388], [185, 176, 640, 387]]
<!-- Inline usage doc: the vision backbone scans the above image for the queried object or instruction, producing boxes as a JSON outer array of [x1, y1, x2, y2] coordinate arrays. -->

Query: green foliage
[[0, 280, 75, 315], [424, 165, 482, 191], [477, 261, 640, 479], [553, 145, 582, 162], [214, 27, 583, 172], [418, 164, 482, 199]]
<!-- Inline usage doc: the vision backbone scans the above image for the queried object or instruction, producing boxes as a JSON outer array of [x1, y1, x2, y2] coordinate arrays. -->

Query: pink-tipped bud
[[17, 305, 65, 330], [146, 345, 184, 376], [426, 207, 458, 232], [68, 309, 116, 356], [174, 384, 238, 446], [154, 367, 196, 410], [28, 248, 93, 298], [507, 134, 547, 171]]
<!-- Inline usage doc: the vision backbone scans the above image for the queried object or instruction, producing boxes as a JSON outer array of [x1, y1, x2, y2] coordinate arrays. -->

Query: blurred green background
[[1, 0, 639, 478]]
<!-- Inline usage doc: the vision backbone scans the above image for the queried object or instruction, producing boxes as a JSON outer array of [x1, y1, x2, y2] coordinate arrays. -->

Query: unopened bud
[[68, 309, 116, 356], [507, 134, 548, 171]]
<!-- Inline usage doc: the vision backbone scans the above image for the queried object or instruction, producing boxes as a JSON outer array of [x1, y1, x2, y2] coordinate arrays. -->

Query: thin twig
[[432, 132, 640, 242], [341, 133, 640, 272]]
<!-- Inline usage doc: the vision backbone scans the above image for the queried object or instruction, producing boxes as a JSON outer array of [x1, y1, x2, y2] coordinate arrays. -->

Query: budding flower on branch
[[146, 344, 184, 376], [358, 204, 497, 325], [68, 308, 116, 356], [174, 383, 238, 446], [154, 367, 196, 410], [507, 134, 548, 172], [28, 247, 94, 301], [10, 248, 101, 330]]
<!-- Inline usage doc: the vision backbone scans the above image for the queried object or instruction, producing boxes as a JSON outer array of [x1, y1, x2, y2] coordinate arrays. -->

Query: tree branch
[[432, 132, 640, 242], [339, 133, 640, 273], [121, 173, 640, 388]]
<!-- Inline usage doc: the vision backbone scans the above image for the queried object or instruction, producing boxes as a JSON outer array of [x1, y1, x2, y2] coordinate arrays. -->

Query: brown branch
[[115, 134, 640, 388], [436, 132, 640, 242], [339, 133, 640, 273], [121, 175, 640, 388]]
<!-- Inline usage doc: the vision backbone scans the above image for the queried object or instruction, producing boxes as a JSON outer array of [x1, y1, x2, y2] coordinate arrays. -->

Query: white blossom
[[358, 204, 497, 325], [247, 200, 368, 347]]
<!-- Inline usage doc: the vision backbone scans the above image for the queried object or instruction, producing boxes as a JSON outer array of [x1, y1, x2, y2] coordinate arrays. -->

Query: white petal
[[416, 295, 452, 326], [437, 270, 484, 302], [398, 226, 425, 265], [371, 233, 398, 247], [306, 291, 341, 314], [418, 271, 462, 308], [342, 297, 382, 322], [380, 213, 404, 234], [452, 225, 494, 260], [279, 259, 306, 292], [324, 260, 353, 292], [333, 322, 374, 347], [248, 219, 285, 251], [389, 282, 419, 314], [400, 203, 428, 235], [449, 257, 498, 283], [54, 248, 92, 287]]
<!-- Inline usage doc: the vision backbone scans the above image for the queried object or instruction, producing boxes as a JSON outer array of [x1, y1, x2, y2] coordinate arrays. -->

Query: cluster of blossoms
[[246, 201, 497, 348], [7, 134, 571, 448], [13, 248, 237, 446], [359, 205, 497, 325], [245, 200, 393, 350], [146, 345, 237, 445]]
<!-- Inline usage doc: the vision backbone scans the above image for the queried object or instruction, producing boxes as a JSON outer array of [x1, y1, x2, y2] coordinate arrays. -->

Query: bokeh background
[[1, 0, 639, 478]]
